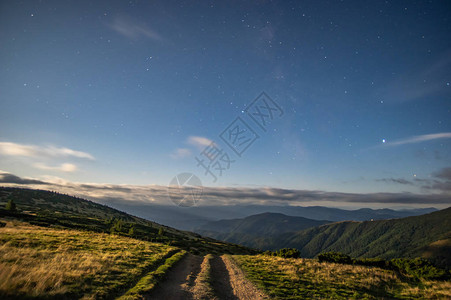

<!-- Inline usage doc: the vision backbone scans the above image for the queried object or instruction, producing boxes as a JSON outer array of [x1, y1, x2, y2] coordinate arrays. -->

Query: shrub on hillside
[[5, 199, 16, 211], [317, 252, 352, 264], [274, 248, 301, 258], [264, 248, 301, 258], [355, 257, 391, 269], [390, 258, 447, 280]]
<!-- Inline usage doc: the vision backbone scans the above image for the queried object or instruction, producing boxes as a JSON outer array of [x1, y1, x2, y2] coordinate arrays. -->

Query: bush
[[317, 252, 352, 264], [390, 258, 447, 280], [273, 248, 301, 258], [128, 225, 135, 236], [5, 199, 16, 211], [355, 257, 390, 269]]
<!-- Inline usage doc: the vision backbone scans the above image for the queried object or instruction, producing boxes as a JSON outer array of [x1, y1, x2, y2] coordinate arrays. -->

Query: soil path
[[146, 254, 267, 300], [145, 253, 202, 300]]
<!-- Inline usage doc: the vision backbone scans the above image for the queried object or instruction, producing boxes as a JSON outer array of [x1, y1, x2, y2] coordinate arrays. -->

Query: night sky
[[1, 1, 450, 205]]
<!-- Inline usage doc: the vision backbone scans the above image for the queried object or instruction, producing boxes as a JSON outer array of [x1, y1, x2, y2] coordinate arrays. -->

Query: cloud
[[0, 142, 94, 160], [376, 178, 414, 185], [170, 148, 192, 159], [384, 132, 451, 147], [0, 171, 48, 185], [374, 167, 451, 194], [109, 16, 162, 41], [434, 167, 451, 181], [187, 136, 214, 150], [33, 163, 78, 173], [427, 167, 451, 192], [1, 172, 449, 207]]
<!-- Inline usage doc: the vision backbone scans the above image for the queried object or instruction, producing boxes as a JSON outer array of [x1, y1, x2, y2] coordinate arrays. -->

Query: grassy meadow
[[0, 219, 179, 299], [232, 254, 451, 299]]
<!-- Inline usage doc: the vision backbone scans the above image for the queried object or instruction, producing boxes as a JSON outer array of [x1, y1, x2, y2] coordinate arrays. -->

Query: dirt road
[[146, 254, 267, 300]]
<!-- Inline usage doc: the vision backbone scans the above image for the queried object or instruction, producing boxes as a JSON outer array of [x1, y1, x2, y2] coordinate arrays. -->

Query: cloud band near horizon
[[0, 171, 450, 208]]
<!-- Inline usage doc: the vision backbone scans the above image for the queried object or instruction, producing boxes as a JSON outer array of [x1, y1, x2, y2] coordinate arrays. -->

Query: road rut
[[146, 254, 267, 300]]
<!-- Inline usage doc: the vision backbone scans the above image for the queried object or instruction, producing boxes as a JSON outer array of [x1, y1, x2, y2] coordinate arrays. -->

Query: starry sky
[[0, 1, 450, 204]]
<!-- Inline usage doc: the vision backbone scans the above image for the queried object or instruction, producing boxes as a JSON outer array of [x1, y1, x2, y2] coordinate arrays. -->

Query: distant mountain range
[[195, 213, 331, 247], [196, 208, 451, 268], [102, 201, 437, 231]]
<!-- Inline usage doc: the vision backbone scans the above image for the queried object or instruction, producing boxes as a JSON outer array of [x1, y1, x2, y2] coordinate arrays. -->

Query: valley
[[0, 188, 449, 299]]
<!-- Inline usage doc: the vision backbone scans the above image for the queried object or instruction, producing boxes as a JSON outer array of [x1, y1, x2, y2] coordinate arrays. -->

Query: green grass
[[119, 250, 187, 299], [232, 254, 451, 299], [0, 220, 179, 299]]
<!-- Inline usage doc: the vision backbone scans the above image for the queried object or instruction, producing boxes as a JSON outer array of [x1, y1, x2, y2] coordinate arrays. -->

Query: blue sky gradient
[[1, 1, 450, 202]]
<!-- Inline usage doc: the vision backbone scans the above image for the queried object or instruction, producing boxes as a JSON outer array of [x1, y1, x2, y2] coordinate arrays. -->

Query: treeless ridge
[[146, 254, 267, 300]]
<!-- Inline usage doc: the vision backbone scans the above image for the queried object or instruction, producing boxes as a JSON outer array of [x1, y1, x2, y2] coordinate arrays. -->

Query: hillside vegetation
[[0, 187, 256, 256], [273, 207, 451, 268], [233, 254, 451, 299]]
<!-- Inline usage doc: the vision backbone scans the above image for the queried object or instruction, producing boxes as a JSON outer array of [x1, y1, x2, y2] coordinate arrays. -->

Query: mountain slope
[[195, 212, 331, 246], [0, 187, 256, 255], [272, 207, 451, 267]]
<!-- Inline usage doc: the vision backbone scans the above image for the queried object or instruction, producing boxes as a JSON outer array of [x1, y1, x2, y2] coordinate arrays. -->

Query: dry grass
[[0, 220, 177, 298], [192, 254, 216, 299], [233, 254, 451, 299]]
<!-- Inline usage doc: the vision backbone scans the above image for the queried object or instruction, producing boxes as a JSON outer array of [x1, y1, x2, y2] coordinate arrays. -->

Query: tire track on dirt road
[[145, 253, 202, 300], [145, 254, 267, 300]]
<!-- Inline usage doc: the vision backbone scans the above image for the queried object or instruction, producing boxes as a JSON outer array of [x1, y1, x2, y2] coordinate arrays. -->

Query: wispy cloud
[[33, 163, 78, 173], [170, 136, 213, 159], [384, 132, 451, 147], [187, 136, 214, 150], [0, 142, 94, 160], [170, 148, 191, 159], [376, 167, 451, 194], [423, 167, 451, 192], [376, 178, 413, 185], [109, 16, 162, 41]]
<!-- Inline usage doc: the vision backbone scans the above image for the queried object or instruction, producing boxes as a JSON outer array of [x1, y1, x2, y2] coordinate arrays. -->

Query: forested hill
[[270, 207, 451, 268]]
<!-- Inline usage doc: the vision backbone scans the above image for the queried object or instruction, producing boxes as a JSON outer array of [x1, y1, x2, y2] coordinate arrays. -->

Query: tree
[[128, 225, 135, 236], [5, 199, 16, 211], [158, 228, 164, 236], [317, 252, 352, 264], [274, 248, 301, 258], [110, 219, 123, 233]]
